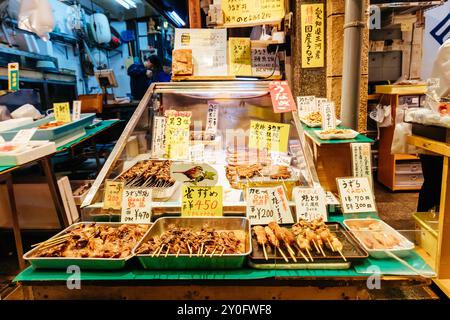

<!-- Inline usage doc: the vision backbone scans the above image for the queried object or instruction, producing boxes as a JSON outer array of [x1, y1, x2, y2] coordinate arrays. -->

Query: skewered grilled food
[[32, 224, 149, 258], [119, 160, 175, 188]]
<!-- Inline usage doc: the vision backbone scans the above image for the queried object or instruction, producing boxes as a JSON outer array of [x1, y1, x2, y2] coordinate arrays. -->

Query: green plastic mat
[[302, 124, 374, 145]]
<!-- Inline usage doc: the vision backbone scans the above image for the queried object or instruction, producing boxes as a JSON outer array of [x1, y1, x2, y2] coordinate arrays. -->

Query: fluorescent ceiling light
[[115, 0, 130, 9], [123, 0, 137, 8], [168, 10, 185, 27]]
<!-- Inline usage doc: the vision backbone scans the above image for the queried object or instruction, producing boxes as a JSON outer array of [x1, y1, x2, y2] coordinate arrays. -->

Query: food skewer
[[31, 234, 72, 248], [264, 226, 289, 263], [156, 244, 165, 257], [165, 245, 170, 257], [252, 226, 269, 261], [176, 248, 181, 258]]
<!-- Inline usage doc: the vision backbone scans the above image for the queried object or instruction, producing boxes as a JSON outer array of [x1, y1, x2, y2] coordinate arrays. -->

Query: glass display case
[[81, 81, 320, 219]]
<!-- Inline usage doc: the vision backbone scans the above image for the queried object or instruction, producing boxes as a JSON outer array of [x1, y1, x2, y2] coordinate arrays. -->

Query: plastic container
[[413, 212, 438, 263]]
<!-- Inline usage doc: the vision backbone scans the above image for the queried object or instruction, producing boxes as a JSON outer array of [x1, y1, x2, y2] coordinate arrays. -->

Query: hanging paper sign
[[11, 128, 37, 144], [296, 96, 317, 113], [269, 81, 297, 113], [229, 37, 252, 76], [351, 143, 373, 187], [206, 102, 219, 134], [181, 185, 223, 216], [164, 110, 191, 160], [249, 120, 290, 153], [8, 63, 19, 91], [293, 187, 327, 222], [103, 180, 125, 210], [222, 0, 285, 27], [171, 163, 218, 186], [151, 116, 167, 158], [53, 102, 72, 123], [251, 44, 280, 77], [72, 100, 82, 121], [301, 3, 324, 68], [267, 186, 294, 224], [246, 188, 275, 225], [121, 188, 152, 223], [337, 177, 377, 214], [321, 102, 337, 130]]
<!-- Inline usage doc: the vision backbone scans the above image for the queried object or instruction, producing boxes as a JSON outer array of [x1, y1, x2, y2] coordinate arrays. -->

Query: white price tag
[[268, 186, 294, 224], [337, 177, 377, 214], [72, 100, 82, 121], [246, 188, 276, 225], [293, 187, 327, 222], [321, 102, 337, 130], [151, 116, 166, 158], [315, 98, 327, 110], [11, 128, 37, 144], [121, 188, 152, 223], [351, 143, 373, 187], [296, 96, 316, 113], [206, 102, 219, 134]]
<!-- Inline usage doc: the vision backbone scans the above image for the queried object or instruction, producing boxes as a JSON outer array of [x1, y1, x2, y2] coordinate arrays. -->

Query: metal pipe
[[340, 0, 366, 129]]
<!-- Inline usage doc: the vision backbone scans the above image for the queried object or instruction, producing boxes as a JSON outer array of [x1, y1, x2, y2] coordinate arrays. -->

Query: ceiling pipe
[[340, 0, 366, 129]]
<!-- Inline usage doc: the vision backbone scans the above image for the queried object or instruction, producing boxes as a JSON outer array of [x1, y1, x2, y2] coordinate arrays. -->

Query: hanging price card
[[205, 102, 219, 134], [103, 180, 125, 210], [337, 177, 377, 214], [296, 96, 317, 113], [164, 110, 191, 160], [181, 185, 223, 216], [321, 102, 337, 130], [249, 120, 290, 153], [121, 188, 152, 223], [11, 128, 37, 144], [72, 100, 82, 121], [267, 186, 294, 224], [351, 143, 373, 187], [246, 188, 275, 225], [229, 37, 252, 76], [269, 81, 297, 113], [8, 63, 19, 91], [53, 102, 71, 123], [293, 187, 327, 221]]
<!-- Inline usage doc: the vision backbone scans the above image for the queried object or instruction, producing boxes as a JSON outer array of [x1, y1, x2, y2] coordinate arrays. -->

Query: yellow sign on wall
[[181, 185, 223, 217], [222, 0, 285, 27], [229, 37, 252, 76], [53, 102, 71, 123], [301, 3, 324, 68], [249, 120, 290, 153]]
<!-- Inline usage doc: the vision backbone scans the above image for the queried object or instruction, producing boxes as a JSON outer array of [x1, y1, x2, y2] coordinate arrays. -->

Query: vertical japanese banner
[[269, 81, 297, 113], [351, 143, 373, 188], [301, 3, 324, 68], [8, 63, 19, 91]]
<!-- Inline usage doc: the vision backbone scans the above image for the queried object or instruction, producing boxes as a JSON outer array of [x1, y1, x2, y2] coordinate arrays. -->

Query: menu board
[[174, 28, 227, 76], [151, 116, 167, 158], [121, 188, 152, 223], [251, 44, 280, 77], [293, 187, 327, 221], [269, 81, 297, 113], [301, 3, 324, 68], [181, 186, 223, 216], [337, 177, 377, 214], [249, 120, 290, 152], [53, 102, 71, 123], [164, 110, 191, 160], [296, 96, 316, 113], [351, 143, 373, 187], [103, 180, 125, 210], [222, 0, 285, 26], [229, 37, 252, 76]]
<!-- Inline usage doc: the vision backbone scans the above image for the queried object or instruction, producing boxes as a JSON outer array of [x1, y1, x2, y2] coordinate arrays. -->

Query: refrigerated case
[[81, 81, 319, 219]]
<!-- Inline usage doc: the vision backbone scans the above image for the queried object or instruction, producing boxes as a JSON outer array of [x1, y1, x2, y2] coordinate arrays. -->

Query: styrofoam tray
[[343, 218, 415, 259], [0, 141, 56, 166], [315, 129, 359, 140]]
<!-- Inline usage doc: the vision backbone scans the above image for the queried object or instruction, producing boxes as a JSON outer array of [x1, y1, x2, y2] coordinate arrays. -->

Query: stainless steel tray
[[24, 222, 151, 270], [133, 217, 251, 269]]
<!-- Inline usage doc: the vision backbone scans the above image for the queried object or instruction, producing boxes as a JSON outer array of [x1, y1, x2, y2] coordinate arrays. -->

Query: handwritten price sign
[[293, 187, 327, 222], [53, 102, 71, 123], [337, 177, 377, 214], [181, 185, 223, 216], [165, 110, 191, 160], [121, 188, 152, 223], [246, 188, 275, 225], [103, 180, 125, 210]]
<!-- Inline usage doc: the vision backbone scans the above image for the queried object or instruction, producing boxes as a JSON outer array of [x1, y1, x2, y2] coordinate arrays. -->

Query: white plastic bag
[[18, 0, 55, 41], [391, 105, 418, 155], [10, 104, 42, 120], [0, 106, 11, 121]]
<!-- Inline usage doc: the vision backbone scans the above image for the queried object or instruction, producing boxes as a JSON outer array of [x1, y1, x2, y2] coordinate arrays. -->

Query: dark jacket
[[127, 63, 148, 100]]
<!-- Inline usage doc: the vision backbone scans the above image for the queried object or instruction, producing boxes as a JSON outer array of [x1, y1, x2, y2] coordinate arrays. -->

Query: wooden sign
[[72, 101, 82, 121], [103, 180, 125, 210], [269, 81, 297, 113], [301, 3, 324, 68], [351, 143, 373, 187], [321, 102, 337, 130], [296, 96, 316, 113], [8, 63, 19, 91], [229, 37, 252, 76], [53, 102, 71, 123], [121, 188, 152, 223], [11, 128, 37, 144], [337, 177, 377, 214], [293, 187, 327, 222], [267, 186, 294, 224], [249, 120, 290, 153], [164, 110, 191, 160], [222, 0, 285, 27], [251, 44, 280, 77], [181, 185, 223, 216]]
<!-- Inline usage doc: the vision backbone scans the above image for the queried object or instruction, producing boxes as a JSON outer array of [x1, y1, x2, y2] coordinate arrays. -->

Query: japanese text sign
[[267, 186, 294, 224], [301, 3, 324, 68], [351, 143, 373, 187], [72, 101, 82, 121], [246, 188, 274, 225], [251, 45, 280, 77], [8, 63, 19, 91], [152, 116, 167, 158], [229, 37, 252, 76], [296, 96, 317, 113], [121, 188, 152, 223], [206, 102, 219, 134], [181, 185, 223, 216], [269, 81, 297, 113], [321, 102, 337, 130], [337, 177, 377, 214], [293, 187, 327, 222], [249, 120, 290, 153], [53, 102, 71, 123], [222, 0, 285, 27], [165, 110, 191, 160], [103, 180, 125, 210]]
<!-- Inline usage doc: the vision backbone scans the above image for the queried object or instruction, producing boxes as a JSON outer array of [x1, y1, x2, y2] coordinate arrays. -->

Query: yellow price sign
[[181, 185, 223, 217], [103, 180, 125, 210], [249, 120, 290, 152], [229, 37, 252, 76], [164, 110, 191, 160], [53, 102, 72, 123], [222, 0, 285, 27]]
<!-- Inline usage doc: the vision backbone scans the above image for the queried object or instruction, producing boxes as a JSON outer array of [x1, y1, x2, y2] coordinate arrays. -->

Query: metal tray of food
[[23, 222, 150, 270], [249, 221, 368, 269], [133, 217, 251, 269]]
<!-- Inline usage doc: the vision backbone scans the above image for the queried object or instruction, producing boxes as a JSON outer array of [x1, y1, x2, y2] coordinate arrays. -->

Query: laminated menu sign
[[8, 63, 19, 91], [229, 37, 252, 76], [301, 3, 324, 68], [249, 120, 290, 153], [121, 188, 152, 223], [222, 0, 285, 27], [296, 96, 316, 113], [337, 177, 377, 214], [205, 102, 219, 134], [269, 81, 297, 113], [151, 116, 166, 158], [321, 102, 337, 130], [164, 110, 191, 160], [11, 128, 37, 144], [53, 102, 71, 123], [103, 180, 125, 210], [174, 29, 227, 76], [251, 45, 280, 77], [351, 143, 373, 187], [181, 185, 223, 216], [267, 186, 294, 224], [293, 187, 327, 222], [72, 101, 81, 121]]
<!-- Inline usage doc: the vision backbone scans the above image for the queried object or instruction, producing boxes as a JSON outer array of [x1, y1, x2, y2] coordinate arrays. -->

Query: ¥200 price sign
[[337, 177, 377, 214]]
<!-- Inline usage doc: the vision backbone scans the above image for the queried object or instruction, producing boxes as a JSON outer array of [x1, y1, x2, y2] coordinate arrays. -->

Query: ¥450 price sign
[[337, 177, 377, 214], [181, 186, 223, 216]]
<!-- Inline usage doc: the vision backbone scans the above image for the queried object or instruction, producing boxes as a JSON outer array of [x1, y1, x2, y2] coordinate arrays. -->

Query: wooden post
[[188, 0, 202, 28], [437, 156, 450, 278]]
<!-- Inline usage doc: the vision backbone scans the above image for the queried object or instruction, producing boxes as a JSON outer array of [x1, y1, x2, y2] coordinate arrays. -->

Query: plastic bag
[[369, 104, 392, 127], [10, 104, 42, 120], [0, 106, 11, 121], [18, 0, 55, 41], [391, 104, 418, 155]]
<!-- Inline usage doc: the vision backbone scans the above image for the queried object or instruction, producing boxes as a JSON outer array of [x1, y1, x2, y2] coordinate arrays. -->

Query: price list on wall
[[337, 177, 377, 214]]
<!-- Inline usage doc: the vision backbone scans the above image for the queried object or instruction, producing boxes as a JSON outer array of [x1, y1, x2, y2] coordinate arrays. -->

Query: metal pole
[[340, 0, 366, 129]]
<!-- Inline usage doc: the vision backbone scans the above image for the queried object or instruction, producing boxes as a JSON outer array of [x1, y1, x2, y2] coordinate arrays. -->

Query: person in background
[[127, 58, 148, 100], [144, 55, 171, 83]]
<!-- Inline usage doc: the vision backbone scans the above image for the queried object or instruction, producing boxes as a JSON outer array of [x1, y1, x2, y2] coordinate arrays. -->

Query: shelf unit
[[376, 84, 427, 191]]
